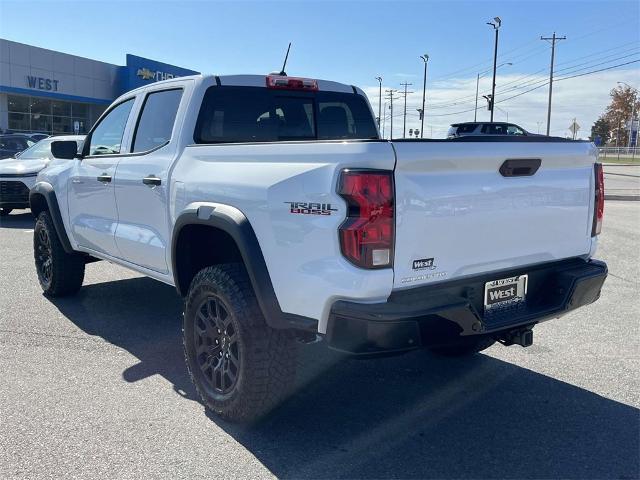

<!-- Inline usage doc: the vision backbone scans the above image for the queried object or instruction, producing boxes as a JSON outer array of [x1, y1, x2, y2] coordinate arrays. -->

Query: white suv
[[447, 122, 530, 138]]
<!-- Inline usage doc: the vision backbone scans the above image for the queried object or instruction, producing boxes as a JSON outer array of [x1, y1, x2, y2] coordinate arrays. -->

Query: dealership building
[[0, 39, 199, 135]]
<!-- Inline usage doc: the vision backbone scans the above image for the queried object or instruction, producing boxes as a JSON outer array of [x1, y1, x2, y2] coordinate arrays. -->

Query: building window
[[7, 94, 93, 135]]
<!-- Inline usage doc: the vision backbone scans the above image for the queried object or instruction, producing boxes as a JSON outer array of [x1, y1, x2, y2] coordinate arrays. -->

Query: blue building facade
[[0, 39, 199, 134]]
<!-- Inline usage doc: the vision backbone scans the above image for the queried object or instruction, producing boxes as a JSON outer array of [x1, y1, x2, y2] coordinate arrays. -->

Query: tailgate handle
[[499, 158, 541, 177]]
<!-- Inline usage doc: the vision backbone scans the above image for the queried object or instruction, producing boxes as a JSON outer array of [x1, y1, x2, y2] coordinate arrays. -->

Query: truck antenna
[[279, 42, 292, 76]]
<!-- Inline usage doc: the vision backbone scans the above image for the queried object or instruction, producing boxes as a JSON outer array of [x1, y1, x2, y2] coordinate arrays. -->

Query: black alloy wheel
[[35, 224, 53, 289], [194, 295, 241, 395]]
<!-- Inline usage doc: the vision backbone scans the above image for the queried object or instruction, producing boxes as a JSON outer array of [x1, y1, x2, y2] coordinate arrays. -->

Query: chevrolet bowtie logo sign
[[136, 68, 156, 80]]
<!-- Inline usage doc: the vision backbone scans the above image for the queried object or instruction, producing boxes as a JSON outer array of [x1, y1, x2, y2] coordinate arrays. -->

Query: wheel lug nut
[[219, 351, 223, 357]]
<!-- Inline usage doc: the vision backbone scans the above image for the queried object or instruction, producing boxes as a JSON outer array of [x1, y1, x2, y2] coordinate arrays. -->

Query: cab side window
[[482, 124, 507, 135], [132, 89, 183, 153], [88, 98, 134, 156]]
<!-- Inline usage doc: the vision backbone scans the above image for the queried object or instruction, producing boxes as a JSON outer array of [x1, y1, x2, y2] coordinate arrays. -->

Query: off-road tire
[[429, 335, 496, 357], [33, 211, 85, 296], [0, 208, 12, 216], [183, 263, 296, 422]]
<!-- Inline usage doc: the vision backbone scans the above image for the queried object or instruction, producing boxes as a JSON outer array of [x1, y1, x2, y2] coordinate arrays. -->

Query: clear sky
[[1, 0, 639, 138]]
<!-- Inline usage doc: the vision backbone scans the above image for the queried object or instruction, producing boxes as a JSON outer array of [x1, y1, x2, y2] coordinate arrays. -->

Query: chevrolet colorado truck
[[30, 74, 607, 422]]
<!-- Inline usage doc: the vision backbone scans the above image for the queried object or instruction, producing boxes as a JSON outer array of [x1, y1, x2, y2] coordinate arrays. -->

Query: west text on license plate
[[484, 274, 528, 310]]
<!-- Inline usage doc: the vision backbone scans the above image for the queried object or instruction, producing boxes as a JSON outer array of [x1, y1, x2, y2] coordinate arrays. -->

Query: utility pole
[[541, 32, 566, 135], [375, 76, 383, 129], [398, 82, 413, 138], [385, 89, 398, 139], [486, 17, 502, 122], [420, 54, 429, 138]]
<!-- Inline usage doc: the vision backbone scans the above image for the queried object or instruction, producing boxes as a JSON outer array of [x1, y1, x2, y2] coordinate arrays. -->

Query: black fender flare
[[29, 182, 74, 254], [171, 205, 317, 332]]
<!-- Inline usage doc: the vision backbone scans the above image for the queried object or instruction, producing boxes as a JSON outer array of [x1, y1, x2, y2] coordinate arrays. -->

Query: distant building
[[0, 39, 199, 134]]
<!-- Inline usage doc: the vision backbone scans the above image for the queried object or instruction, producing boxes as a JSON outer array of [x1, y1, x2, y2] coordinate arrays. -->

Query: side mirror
[[51, 140, 79, 160]]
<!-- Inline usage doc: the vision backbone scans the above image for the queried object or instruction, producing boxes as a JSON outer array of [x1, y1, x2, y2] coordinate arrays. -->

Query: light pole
[[420, 54, 429, 138], [495, 105, 508, 123], [618, 81, 637, 149], [616, 119, 622, 160], [486, 16, 501, 122], [474, 73, 481, 122], [375, 76, 383, 130], [382, 102, 387, 139], [475, 62, 511, 121]]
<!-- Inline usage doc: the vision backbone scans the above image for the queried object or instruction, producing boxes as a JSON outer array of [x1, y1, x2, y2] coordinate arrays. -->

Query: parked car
[[0, 134, 36, 159], [0, 135, 84, 215], [32, 74, 606, 422], [447, 122, 532, 138], [26, 133, 51, 142]]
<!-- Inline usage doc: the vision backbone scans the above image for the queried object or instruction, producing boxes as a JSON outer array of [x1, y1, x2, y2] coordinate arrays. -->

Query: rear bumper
[[327, 258, 607, 355]]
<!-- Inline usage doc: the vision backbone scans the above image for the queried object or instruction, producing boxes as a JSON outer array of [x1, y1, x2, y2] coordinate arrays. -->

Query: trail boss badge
[[285, 202, 337, 216]]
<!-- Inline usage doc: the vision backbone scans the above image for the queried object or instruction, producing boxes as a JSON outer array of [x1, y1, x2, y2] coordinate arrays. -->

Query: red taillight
[[592, 163, 604, 236], [338, 170, 394, 269], [266, 75, 318, 91]]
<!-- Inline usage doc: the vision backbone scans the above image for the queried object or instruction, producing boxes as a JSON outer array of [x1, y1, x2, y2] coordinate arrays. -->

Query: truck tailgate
[[392, 140, 596, 289]]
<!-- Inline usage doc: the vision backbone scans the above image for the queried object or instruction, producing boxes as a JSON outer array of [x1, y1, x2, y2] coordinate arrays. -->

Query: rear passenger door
[[113, 87, 184, 274]]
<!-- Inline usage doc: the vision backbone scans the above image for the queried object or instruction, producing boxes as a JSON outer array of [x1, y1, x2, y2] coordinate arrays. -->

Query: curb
[[605, 195, 640, 201]]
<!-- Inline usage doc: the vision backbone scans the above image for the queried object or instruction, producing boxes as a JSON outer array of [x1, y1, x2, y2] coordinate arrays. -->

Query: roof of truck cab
[[122, 74, 361, 97]]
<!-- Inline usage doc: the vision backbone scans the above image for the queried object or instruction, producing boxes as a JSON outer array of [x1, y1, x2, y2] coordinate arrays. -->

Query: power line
[[555, 40, 639, 68], [413, 47, 639, 112], [425, 17, 638, 86], [556, 58, 640, 81], [554, 50, 639, 76], [423, 59, 640, 118]]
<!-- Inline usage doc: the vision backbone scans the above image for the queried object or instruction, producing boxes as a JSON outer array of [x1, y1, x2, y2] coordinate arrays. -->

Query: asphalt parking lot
[[604, 164, 640, 199], [1, 202, 638, 479]]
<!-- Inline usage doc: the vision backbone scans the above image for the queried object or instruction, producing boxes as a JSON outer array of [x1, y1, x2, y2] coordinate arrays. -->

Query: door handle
[[97, 173, 112, 183], [142, 176, 162, 187]]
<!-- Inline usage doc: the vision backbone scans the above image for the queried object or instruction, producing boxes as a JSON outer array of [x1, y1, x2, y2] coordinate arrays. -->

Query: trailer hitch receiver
[[497, 327, 534, 348]]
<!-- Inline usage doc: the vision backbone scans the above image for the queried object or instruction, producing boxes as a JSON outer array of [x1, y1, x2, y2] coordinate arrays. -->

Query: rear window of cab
[[193, 86, 379, 143]]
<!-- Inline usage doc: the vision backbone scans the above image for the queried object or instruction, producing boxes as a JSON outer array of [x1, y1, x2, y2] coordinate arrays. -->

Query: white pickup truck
[[31, 74, 607, 422]]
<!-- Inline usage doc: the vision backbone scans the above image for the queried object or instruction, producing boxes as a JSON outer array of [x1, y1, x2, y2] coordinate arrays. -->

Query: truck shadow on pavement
[[49, 276, 640, 480]]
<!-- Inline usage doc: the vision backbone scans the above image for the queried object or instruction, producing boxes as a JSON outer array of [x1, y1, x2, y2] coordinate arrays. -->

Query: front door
[[67, 98, 135, 256]]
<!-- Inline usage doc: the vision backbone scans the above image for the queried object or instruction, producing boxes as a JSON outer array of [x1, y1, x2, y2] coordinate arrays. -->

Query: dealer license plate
[[484, 274, 528, 311]]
